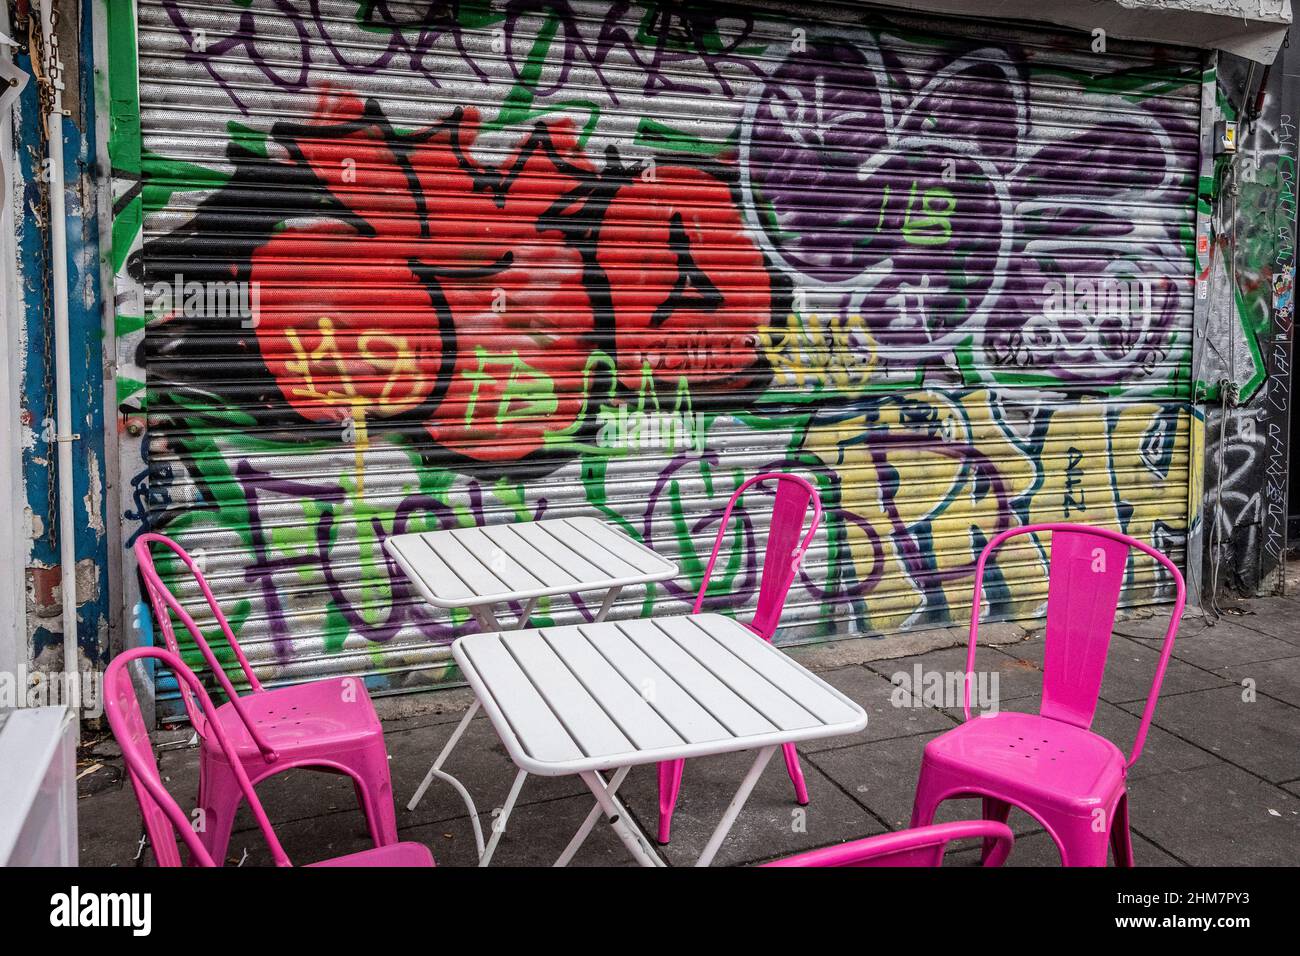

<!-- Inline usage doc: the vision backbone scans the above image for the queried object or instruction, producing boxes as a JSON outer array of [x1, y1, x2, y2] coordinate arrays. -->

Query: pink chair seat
[[307, 842, 436, 868], [207, 678, 383, 763], [920, 711, 1126, 810]]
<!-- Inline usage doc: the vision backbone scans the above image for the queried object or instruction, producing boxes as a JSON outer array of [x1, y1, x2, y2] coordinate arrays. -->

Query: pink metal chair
[[134, 532, 398, 863], [105, 646, 433, 867], [657, 471, 823, 844], [763, 819, 1014, 867], [910, 522, 1186, 867]]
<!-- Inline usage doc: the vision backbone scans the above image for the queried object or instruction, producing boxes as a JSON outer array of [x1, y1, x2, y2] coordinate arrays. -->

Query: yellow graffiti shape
[[282, 316, 431, 419], [806, 390, 1043, 633], [281, 316, 434, 493], [758, 312, 878, 393]]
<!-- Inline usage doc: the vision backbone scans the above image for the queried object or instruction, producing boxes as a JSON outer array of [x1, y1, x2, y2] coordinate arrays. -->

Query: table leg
[[429, 586, 637, 867], [409, 601, 533, 864], [578, 769, 663, 867], [472, 599, 538, 631], [592, 585, 623, 623], [406, 699, 485, 855], [479, 768, 528, 867], [516, 596, 538, 628], [472, 604, 503, 632], [555, 766, 634, 866], [694, 745, 778, 867]]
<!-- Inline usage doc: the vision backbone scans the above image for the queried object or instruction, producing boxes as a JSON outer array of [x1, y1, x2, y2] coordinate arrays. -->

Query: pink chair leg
[[1109, 794, 1134, 867], [657, 759, 685, 845], [909, 761, 947, 828], [347, 745, 398, 846], [980, 796, 1013, 864], [1049, 812, 1111, 867], [781, 743, 809, 805], [197, 762, 244, 865], [352, 777, 384, 845]]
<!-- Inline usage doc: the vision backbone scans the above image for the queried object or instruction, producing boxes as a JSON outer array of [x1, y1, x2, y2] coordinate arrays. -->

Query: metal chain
[[28, 2, 61, 550]]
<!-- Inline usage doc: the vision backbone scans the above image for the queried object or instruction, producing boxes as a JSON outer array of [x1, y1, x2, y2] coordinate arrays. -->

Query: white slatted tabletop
[[452, 613, 866, 866], [384, 515, 677, 611], [454, 614, 866, 773]]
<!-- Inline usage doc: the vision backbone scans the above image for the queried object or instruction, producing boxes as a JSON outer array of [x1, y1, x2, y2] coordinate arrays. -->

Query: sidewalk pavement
[[76, 577, 1300, 867]]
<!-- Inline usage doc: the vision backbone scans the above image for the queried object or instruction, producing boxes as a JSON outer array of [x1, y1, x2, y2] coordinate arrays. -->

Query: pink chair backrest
[[692, 472, 822, 641], [133, 533, 277, 760], [966, 522, 1186, 767], [763, 820, 1014, 867], [1040, 529, 1129, 728], [104, 646, 292, 867]]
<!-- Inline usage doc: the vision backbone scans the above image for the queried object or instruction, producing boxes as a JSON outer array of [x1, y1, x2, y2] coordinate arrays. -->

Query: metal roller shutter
[[130, 0, 1202, 714]]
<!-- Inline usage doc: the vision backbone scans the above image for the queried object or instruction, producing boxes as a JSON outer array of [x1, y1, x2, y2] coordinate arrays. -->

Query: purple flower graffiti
[[743, 36, 1196, 385]]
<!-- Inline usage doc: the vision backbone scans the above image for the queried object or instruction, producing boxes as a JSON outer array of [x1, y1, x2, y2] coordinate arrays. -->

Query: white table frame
[[453, 615, 868, 867], [384, 516, 678, 864]]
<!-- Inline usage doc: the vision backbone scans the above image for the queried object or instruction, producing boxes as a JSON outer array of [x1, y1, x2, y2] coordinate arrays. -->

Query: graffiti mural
[[1198, 54, 1298, 595], [111, 0, 1203, 703]]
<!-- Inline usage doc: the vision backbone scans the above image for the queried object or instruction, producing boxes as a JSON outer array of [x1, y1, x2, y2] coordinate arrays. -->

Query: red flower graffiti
[[598, 167, 771, 391], [247, 91, 771, 463]]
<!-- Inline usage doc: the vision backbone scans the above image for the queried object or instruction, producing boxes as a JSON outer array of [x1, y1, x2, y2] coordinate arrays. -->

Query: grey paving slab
[[928, 700, 1218, 781], [229, 796, 379, 867], [76, 767, 149, 868], [234, 793, 645, 868], [374, 685, 478, 728], [1122, 763, 1300, 867], [806, 701, 1209, 832], [412, 795, 648, 868], [805, 733, 1040, 835], [1122, 830, 1186, 867], [384, 715, 589, 827], [1101, 635, 1235, 702], [988, 633, 1231, 705], [1214, 656, 1300, 709], [867, 644, 1045, 707], [1053, 634, 1230, 703], [228, 764, 387, 853], [1112, 612, 1210, 642], [1023, 613, 1286, 687], [615, 749, 881, 867], [1090, 700, 1221, 781], [1216, 606, 1300, 647], [1123, 685, 1300, 783], [1157, 620, 1300, 670], [806, 665, 958, 751]]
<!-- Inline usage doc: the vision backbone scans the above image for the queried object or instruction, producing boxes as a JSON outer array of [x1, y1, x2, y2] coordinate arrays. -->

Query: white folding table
[[383, 515, 678, 860], [453, 613, 868, 866]]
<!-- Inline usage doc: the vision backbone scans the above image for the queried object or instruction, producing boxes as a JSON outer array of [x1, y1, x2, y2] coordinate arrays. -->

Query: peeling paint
[[75, 557, 100, 603], [14, 0, 111, 674], [84, 450, 104, 535]]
